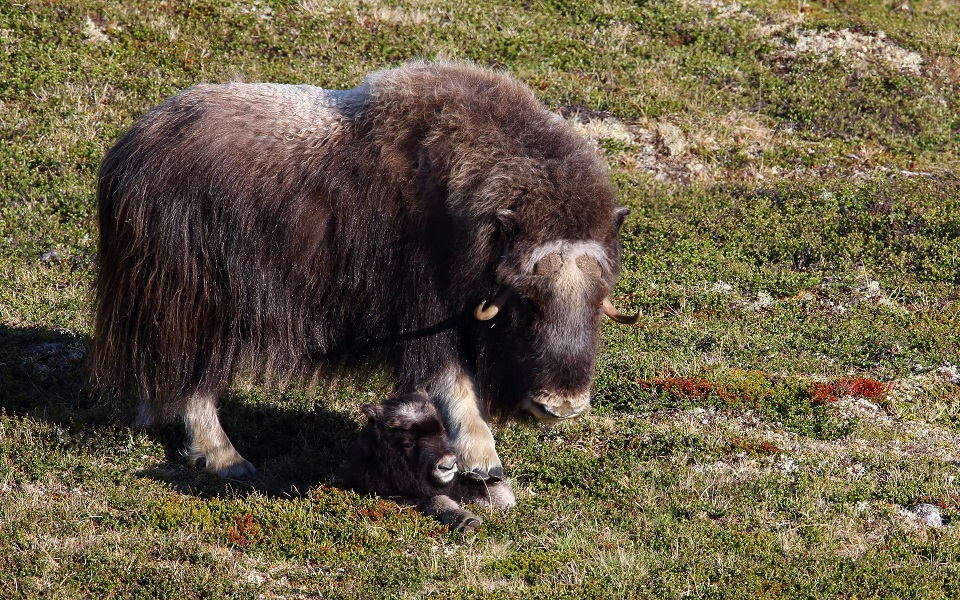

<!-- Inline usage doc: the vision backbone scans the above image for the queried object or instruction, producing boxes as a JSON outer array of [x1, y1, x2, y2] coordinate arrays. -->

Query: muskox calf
[[346, 392, 516, 532], [91, 61, 638, 481]]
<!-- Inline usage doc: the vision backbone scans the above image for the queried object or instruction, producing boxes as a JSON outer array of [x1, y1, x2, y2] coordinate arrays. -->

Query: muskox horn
[[575, 255, 602, 278], [602, 297, 641, 325], [534, 252, 563, 276], [474, 287, 514, 321]]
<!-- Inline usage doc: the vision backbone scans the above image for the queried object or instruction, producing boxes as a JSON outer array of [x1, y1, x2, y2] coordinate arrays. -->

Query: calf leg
[[429, 365, 502, 481], [418, 495, 482, 532], [183, 391, 256, 478]]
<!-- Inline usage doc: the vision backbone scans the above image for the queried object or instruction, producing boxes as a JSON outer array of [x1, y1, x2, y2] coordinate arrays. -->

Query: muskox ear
[[361, 403, 383, 421], [615, 206, 631, 230], [495, 209, 519, 238]]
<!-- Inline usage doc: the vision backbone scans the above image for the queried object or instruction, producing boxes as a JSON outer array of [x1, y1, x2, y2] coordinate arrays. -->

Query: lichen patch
[[778, 28, 924, 76]]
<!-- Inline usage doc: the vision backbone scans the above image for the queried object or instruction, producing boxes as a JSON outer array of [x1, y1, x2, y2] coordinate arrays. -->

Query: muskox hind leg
[[429, 366, 502, 482], [182, 391, 257, 478]]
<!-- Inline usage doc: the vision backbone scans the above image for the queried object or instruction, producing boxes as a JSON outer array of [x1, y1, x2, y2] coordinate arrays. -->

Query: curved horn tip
[[602, 297, 642, 325], [474, 287, 513, 321], [474, 301, 500, 321]]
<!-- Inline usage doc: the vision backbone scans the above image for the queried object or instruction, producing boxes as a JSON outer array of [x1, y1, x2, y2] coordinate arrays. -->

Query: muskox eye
[[534, 252, 562, 276], [576, 255, 602, 278]]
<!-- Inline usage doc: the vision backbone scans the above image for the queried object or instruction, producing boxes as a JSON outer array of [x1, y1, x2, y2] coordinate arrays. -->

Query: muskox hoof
[[462, 465, 505, 482], [462, 465, 504, 482], [187, 448, 258, 479], [213, 457, 258, 479], [450, 419, 503, 482]]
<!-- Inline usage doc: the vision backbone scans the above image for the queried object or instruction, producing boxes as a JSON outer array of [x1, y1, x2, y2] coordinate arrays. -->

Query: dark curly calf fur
[[347, 392, 515, 532]]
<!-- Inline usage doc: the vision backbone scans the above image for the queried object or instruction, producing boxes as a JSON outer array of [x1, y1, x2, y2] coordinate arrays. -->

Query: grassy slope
[[1, 0, 959, 597]]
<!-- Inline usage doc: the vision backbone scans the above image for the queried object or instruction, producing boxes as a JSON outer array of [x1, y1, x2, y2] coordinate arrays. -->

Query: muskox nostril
[[434, 456, 458, 484]]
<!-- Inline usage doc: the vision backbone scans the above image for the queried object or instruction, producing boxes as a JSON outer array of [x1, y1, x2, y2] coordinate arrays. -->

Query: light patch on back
[[214, 82, 367, 116], [193, 82, 368, 152]]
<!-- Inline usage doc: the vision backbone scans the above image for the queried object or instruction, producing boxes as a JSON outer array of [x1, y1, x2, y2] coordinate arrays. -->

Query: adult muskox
[[91, 61, 638, 481]]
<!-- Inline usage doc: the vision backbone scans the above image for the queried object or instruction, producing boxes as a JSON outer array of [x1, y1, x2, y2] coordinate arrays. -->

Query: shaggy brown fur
[[346, 392, 515, 532], [92, 61, 633, 479]]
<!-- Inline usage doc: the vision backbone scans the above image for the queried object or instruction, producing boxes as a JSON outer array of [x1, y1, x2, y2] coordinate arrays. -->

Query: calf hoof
[[453, 515, 483, 533], [439, 508, 482, 532]]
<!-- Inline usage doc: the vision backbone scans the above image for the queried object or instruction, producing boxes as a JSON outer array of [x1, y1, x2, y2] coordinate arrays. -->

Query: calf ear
[[361, 403, 383, 420]]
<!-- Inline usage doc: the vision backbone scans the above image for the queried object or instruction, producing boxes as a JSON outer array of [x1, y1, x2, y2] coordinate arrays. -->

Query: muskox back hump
[[91, 80, 375, 406]]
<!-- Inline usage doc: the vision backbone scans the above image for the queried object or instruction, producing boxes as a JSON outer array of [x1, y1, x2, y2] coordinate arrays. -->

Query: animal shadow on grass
[[0, 324, 362, 499], [140, 392, 361, 498]]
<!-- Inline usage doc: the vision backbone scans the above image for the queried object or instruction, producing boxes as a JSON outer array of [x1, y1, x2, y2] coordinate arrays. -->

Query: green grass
[[2, 0, 959, 597]]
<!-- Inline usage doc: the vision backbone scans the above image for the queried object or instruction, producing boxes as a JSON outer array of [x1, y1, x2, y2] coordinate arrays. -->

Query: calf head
[[351, 392, 516, 532], [356, 392, 459, 498]]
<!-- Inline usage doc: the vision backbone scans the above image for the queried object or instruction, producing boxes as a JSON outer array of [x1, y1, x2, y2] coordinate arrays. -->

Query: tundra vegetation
[[1, 0, 959, 598]]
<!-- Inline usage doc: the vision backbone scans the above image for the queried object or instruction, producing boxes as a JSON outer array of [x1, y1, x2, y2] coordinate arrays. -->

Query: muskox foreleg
[[182, 392, 257, 478], [418, 495, 482, 533], [428, 366, 502, 481]]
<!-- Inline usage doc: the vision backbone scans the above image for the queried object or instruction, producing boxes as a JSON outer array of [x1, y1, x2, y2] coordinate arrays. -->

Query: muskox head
[[349, 392, 460, 500], [469, 156, 638, 423]]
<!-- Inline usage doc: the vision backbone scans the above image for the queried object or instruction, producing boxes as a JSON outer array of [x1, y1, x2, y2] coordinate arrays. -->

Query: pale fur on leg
[[467, 478, 517, 509], [428, 365, 502, 481], [182, 392, 257, 478]]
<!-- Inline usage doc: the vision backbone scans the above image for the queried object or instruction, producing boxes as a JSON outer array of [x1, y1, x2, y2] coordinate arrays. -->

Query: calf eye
[[576, 255, 602, 278]]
